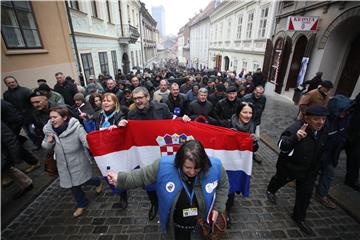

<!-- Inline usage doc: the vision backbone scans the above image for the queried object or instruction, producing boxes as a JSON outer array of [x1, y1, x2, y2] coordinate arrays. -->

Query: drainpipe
[[65, 1, 84, 86], [139, 7, 145, 69]]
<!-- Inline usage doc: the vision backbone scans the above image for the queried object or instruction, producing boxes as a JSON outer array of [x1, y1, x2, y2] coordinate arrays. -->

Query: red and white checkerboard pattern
[[160, 144, 180, 156]]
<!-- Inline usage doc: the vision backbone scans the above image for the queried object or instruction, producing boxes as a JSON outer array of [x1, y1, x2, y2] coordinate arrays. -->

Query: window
[[219, 22, 223, 41], [283, 1, 294, 8], [246, 12, 254, 39], [98, 52, 109, 75], [227, 18, 232, 40], [233, 59, 238, 71], [111, 50, 118, 78], [258, 7, 269, 38], [69, 0, 79, 10], [81, 53, 95, 83], [236, 14, 243, 40], [127, 5, 130, 24], [130, 51, 135, 68], [106, 0, 112, 23], [242, 61, 248, 70], [135, 51, 139, 67], [253, 62, 260, 71], [1, 1, 42, 49], [132, 9, 135, 26], [91, 0, 98, 18]]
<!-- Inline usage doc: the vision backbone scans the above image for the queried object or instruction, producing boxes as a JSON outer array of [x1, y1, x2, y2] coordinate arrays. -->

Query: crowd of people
[[2, 63, 359, 238]]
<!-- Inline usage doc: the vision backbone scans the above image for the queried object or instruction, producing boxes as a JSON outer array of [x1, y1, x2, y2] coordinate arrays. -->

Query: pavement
[[1, 93, 360, 239]]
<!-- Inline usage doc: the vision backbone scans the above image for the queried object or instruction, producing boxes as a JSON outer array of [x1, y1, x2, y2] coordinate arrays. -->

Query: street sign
[[287, 16, 319, 31]]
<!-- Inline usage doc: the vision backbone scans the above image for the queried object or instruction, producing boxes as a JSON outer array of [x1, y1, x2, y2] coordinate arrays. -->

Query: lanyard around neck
[[178, 169, 198, 205]]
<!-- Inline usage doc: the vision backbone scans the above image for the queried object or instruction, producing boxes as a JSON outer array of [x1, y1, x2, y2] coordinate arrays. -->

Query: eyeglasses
[[241, 101, 253, 107], [133, 95, 146, 101]]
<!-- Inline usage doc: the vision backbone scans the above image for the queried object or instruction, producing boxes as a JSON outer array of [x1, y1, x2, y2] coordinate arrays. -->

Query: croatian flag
[[87, 119, 254, 196]]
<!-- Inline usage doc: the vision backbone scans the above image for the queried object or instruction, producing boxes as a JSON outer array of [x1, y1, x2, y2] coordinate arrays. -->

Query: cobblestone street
[[2, 95, 360, 240]]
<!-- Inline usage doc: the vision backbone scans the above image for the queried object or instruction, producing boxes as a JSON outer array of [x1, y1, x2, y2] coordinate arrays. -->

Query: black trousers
[[345, 142, 360, 184], [267, 167, 315, 222], [174, 227, 191, 240], [147, 190, 158, 205]]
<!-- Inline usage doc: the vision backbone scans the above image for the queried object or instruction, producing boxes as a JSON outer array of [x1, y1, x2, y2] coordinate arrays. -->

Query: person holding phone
[[265, 105, 329, 235]]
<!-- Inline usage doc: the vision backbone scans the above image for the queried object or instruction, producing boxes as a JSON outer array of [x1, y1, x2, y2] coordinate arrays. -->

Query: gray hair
[[132, 86, 149, 97], [198, 88, 208, 94]]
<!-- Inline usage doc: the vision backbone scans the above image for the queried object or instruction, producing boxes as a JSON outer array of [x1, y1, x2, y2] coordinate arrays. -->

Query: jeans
[[317, 162, 336, 197], [70, 177, 101, 208]]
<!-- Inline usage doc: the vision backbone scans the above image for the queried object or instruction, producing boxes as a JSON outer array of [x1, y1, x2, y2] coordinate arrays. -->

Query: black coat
[[276, 121, 327, 179], [94, 110, 126, 130], [188, 100, 216, 124], [54, 80, 78, 106], [1, 122, 21, 170], [213, 98, 241, 127], [164, 93, 188, 117], [1, 99, 24, 135], [3, 86, 33, 124], [128, 101, 173, 120]]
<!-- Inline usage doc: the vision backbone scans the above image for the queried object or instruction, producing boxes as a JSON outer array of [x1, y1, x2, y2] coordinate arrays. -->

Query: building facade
[[208, 0, 277, 73], [263, 1, 360, 99], [140, 2, 157, 68], [1, 1, 77, 92], [151, 5, 165, 37], [189, 1, 216, 70], [68, 0, 142, 83]]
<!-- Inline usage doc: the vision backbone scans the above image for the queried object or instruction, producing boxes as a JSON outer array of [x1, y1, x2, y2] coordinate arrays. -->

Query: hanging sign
[[287, 16, 319, 31]]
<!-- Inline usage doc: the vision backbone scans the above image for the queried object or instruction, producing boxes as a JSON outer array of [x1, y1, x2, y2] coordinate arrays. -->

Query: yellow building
[[1, 1, 77, 94]]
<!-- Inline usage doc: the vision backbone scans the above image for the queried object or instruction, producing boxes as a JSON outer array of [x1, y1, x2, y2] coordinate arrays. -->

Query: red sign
[[287, 16, 319, 31]]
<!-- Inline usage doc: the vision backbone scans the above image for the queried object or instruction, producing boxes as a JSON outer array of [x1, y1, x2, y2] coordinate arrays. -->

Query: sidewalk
[[260, 93, 360, 223]]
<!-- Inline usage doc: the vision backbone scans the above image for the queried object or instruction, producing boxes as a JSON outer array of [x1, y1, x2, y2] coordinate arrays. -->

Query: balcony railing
[[118, 24, 140, 44]]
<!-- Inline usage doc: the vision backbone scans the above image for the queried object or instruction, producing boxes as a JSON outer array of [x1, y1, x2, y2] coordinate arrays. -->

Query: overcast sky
[[141, 0, 211, 36]]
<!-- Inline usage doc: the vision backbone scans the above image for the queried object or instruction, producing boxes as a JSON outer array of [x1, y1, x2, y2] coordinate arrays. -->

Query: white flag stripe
[[94, 146, 253, 176]]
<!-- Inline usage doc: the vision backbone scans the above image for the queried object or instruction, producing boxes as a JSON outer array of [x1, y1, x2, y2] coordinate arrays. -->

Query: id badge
[[182, 208, 198, 217]]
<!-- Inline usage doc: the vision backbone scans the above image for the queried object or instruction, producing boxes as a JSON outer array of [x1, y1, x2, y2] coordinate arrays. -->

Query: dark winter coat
[[54, 80, 78, 106], [3, 85, 33, 124], [188, 100, 216, 124], [164, 93, 188, 117], [321, 95, 352, 167], [213, 98, 242, 127], [1, 122, 21, 171], [276, 121, 327, 179], [128, 101, 173, 120], [94, 110, 126, 130]]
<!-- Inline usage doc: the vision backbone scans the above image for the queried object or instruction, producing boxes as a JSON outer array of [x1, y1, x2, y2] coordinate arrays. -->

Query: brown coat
[[297, 88, 330, 120]]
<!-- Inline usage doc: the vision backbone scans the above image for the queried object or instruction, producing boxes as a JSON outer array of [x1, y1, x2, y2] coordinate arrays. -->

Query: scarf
[[53, 121, 69, 136], [230, 114, 255, 133], [101, 109, 116, 129]]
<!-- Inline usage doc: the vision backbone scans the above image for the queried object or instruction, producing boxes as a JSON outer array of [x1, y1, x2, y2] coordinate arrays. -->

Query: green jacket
[[117, 158, 229, 238]]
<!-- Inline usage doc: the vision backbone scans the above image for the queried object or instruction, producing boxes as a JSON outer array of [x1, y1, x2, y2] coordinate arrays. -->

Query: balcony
[[118, 24, 140, 45]]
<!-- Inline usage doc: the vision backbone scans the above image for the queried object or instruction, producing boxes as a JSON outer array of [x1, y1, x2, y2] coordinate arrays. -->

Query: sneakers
[[315, 193, 336, 209], [73, 208, 85, 217], [24, 162, 40, 174], [95, 182, 103, 194], [266, 191, 277, 205]]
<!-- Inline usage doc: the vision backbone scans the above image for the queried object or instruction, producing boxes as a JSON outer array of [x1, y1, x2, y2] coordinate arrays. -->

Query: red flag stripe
[[87, 120, 253, 156]]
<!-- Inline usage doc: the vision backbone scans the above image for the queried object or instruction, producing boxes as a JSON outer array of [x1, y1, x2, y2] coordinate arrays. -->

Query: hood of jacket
[[327, 95, 352, 118]]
